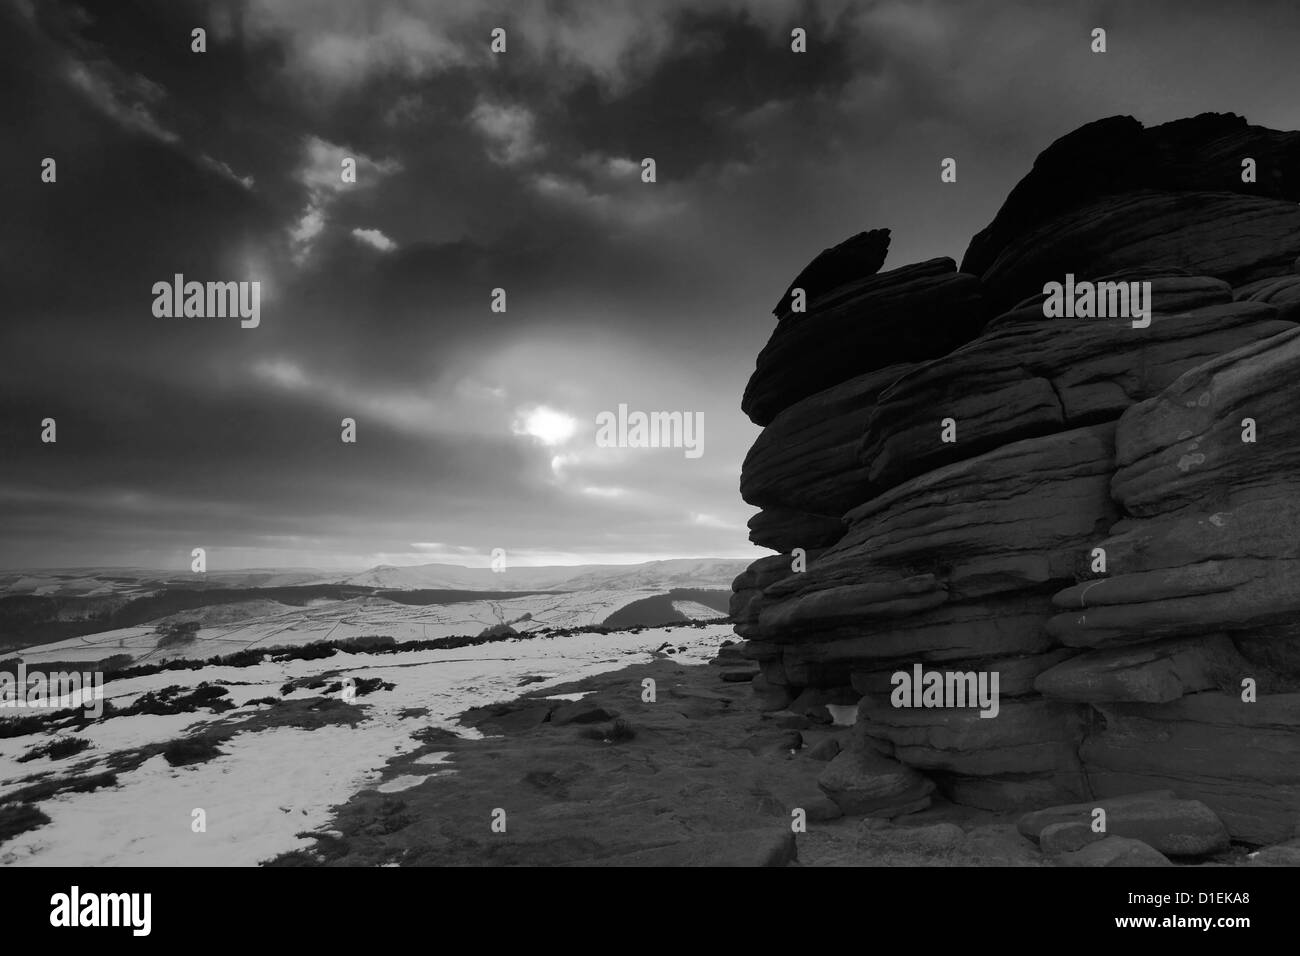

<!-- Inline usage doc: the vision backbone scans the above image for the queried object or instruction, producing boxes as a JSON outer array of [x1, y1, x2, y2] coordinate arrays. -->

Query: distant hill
[[0, 567, 340, 598], [0, 558, 752, 599], [0, 559, 752, 653], [335, 558, 750, 592], [600, 589, 732, 627]]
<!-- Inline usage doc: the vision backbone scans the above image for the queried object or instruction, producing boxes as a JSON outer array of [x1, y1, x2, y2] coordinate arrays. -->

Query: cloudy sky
[[3, 0, 1300, 571]]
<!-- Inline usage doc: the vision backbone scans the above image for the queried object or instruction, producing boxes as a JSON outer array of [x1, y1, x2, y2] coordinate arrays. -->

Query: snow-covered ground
[[19, 589, 712, 667], [0, 623, 735, 867]]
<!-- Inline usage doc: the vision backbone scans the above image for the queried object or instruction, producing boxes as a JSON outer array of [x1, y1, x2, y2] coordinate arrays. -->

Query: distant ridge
[[0, 558, 752, 599], [335, 558, 750, 592]]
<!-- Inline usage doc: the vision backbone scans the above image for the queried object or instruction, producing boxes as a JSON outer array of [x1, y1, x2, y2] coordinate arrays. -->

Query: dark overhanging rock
[[772, 228, 891, 318]]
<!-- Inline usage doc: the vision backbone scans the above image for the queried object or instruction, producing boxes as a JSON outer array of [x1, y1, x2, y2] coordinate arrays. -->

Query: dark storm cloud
[[549, 7, 860, 179], [4, 0, 1300, 569]]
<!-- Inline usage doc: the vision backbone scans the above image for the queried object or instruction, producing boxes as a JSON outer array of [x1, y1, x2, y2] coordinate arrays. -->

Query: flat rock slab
[[960, 824, 1046, 866], [806, 820, 1047, 867], [845, 822, 968, 865], [567, 828, 798, 867], [1056, 835, 1173, 867], [1018, 790, 1229, 856]]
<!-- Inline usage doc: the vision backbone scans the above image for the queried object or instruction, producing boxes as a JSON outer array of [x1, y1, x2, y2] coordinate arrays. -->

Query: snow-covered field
[[0, 622, 735, 866], [19, 588, 717, 667]]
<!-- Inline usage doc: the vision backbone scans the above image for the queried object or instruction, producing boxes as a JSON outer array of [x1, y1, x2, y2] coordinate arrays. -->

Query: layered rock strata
[[732, 112, 1300, 844]]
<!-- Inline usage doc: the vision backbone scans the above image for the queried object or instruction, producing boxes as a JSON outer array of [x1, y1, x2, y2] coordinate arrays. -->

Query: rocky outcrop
[[733, 112, 1300, 848], [858, 695, 1090, 809], [1235, 274, 1300, 322], [742, 363, 911, 515], [976, 190, 1300, 314], [962, 112, 1300, 292], [773, 228, 891, 318], [1051, 326, 1300, 647], [742, 258, 987, 426], [1079, 695, 1300, 846], [862, 286, 1290, 490], [749, 424, 1120, 693], [745, 507, 843, 553]]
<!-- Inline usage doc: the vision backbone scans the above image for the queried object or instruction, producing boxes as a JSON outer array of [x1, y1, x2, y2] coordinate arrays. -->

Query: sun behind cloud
[[512, 405, 579, 446]]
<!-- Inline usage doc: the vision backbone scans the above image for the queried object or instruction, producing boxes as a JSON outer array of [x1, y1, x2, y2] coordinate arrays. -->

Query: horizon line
[[0, 553, 759, 574]]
